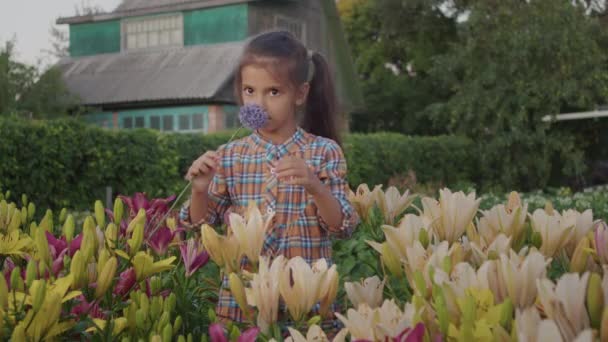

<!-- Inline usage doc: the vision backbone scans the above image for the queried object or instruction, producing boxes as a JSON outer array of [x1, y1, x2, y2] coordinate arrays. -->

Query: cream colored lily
[[382, 214, 429, 259], [279, 257, 327, 322], [530, 208, 575, 257], [245, 255, 285, 333], [422, 188, 480, 244], [562, 209, 594, 256], [477, 249, 549, 308], [229, 201, 274, 265], [537, 272, 590, 341], [470, 233, 511, 266], [334, 304, 376, 341], [374, 300, 418, 341], [347, 184, 381, 222], [286, 325, 348, 342], [375, 186, 416, 225], [318, 263, 339, 317], [344, 275, 385, 309], [201, 224, 242, 273], [476, 193, 527, 247]]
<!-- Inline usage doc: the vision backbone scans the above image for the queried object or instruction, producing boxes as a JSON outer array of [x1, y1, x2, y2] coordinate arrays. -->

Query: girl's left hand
[[276, 156, 323, 195]]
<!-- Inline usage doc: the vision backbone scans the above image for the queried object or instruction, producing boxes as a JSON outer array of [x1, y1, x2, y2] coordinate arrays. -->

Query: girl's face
[[240, 63, 309, 139]]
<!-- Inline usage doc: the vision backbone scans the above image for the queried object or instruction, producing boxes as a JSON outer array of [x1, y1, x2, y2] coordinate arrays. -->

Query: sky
[[0, 0, 122, 66]]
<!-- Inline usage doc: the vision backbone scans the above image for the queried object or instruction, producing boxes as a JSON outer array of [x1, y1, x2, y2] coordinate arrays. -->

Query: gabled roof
[[57, 41, 245, 107], [57, 0, 253, 25]]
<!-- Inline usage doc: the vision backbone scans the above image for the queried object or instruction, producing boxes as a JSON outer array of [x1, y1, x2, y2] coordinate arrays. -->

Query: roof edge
[[57, 0, 253, 25]]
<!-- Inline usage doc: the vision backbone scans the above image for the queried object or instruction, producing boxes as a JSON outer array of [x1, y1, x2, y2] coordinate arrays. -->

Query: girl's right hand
[[185, 151, 218, 193]]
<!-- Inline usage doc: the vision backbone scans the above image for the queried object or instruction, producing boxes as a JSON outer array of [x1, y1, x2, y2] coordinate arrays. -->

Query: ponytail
[[302, 52, 342, 146]]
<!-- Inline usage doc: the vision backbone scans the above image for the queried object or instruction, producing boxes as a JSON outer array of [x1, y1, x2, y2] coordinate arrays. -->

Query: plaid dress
[[179, 127, 358, 324]]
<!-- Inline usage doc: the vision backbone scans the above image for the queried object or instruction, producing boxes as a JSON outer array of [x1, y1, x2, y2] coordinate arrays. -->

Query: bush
[[0, 117, 476, 211]]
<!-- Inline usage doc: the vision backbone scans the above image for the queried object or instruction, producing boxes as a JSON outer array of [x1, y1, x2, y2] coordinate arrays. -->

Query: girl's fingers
[[277, 169, 303, 179]]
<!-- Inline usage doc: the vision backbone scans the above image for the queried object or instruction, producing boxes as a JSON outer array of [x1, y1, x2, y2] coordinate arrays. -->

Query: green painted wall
[[69, 20, 121, 57], [86, 105, 238, 133], [184, 4, 248, 46]]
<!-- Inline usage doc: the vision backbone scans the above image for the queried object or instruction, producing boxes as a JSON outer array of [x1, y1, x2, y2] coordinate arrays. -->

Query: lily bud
[[570, 237, 590, 273], [95, 200, 106, 229], [63, 214, 75, 242], [114, 198, 124, 225], [587, 272, 604, 329], [229, 273, 249, 319], [95, 257, 117, 299]]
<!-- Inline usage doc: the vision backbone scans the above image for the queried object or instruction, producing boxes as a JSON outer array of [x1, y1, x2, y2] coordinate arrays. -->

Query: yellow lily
[[344, 275, 385, 309], [132, 252, 176, 282], [0, 229, 33, 258]]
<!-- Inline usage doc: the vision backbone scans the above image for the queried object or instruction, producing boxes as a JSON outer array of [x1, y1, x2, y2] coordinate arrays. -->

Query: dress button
[[270, 167, 276, 175], [267, 207, 275, 214]]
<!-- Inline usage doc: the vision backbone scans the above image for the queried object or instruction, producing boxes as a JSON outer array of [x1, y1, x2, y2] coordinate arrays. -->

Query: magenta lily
[[45, 232, 82, 276], [114, 267, 137, 296], [147, 226, 182, 256], [179, 239, 210, 278], [209, 323, 260, 342]]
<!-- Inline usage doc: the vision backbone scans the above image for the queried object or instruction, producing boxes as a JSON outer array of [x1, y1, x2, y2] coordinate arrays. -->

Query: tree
[[425, 0, 608, 190], [0, 40, 80, 119], [341, 0, 457, 134]]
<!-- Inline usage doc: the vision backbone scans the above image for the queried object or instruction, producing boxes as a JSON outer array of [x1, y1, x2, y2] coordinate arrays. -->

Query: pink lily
[[179, 239, 210, 277], [209, 323, 260, 342]]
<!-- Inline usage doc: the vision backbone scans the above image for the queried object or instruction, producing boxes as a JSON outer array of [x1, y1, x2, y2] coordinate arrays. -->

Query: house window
[[192, 114, 204, 130], [135, 116, 145, 128], [162, 115, 174, 131], [123, 14, 183, 51], [123, 117, 133, 129], [274, 15, 306, 43], [178, 114, 190, 131], [150, 116, 161, 130]]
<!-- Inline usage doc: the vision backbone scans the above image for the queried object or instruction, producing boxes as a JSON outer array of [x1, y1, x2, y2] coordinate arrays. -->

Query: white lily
[[245, 255, 285, 333], [422, 188, 480, 244], [382, 214, 429, 260], [344, 275, 385, 309], [536, 272, 590, 341]]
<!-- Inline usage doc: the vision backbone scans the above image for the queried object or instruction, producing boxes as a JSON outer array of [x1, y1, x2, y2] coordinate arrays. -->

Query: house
[[56, 0, 362, 133]]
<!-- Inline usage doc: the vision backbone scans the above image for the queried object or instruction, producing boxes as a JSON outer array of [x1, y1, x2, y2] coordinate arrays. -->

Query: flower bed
[[0, 185, 605, 341]]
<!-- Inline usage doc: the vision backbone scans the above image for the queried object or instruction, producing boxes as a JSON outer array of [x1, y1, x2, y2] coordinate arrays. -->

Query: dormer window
[[122, 13, 183, 51], [274, 15, 306, 44]]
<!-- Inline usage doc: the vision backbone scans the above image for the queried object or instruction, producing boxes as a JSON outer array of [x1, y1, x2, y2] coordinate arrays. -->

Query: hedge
[[0, 118, 476, 210]]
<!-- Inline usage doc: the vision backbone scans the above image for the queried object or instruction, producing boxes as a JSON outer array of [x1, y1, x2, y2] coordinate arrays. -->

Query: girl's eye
[[243, 87, 253, 95], [270, 89, 280, 96]]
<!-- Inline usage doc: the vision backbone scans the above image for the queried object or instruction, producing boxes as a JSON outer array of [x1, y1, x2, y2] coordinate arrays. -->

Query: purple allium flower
[[238, 104, 269, 130]]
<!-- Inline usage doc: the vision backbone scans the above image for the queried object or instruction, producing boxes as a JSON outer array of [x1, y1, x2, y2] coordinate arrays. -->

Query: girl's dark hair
[[233, 31, 342, 145]]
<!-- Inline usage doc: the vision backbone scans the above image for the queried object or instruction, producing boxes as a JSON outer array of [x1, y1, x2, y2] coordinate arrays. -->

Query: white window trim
[[121, 13, 184, 52]]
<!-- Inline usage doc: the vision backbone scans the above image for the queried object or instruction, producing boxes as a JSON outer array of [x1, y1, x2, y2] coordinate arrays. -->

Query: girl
[[180, 30, 358, 328]]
